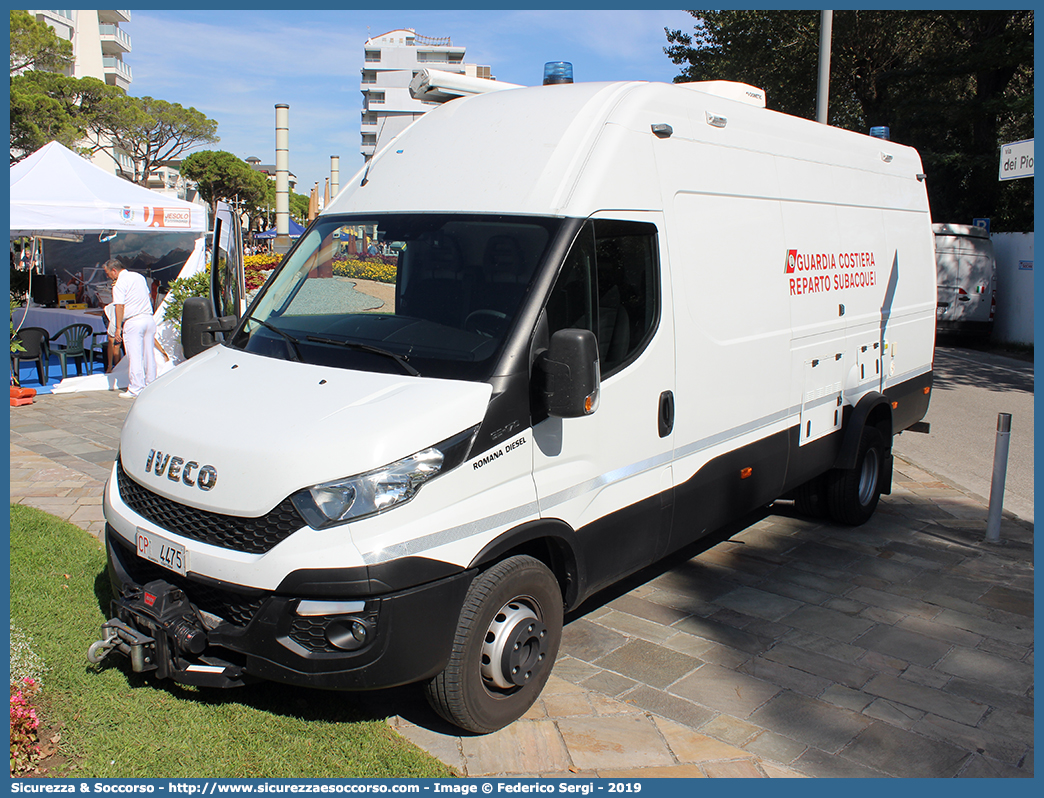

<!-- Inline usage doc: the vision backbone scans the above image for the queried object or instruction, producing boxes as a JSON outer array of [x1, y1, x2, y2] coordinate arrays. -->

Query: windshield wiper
[[252, 318, 303, 362], [306, 335, 420, 377]]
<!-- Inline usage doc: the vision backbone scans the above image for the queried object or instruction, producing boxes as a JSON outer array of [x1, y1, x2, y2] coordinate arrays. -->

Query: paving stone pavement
[[9, 390, 1034, 778]]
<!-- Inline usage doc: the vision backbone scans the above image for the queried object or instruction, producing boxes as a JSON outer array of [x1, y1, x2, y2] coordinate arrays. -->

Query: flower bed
[[244, 254, 396, 287], [333, 256, 397, 284], [10, 678, 41, 774], [245, 254, 282, 292]]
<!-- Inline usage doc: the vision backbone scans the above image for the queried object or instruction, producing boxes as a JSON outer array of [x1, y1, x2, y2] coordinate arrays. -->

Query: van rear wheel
[[424, 555, 563, 734], [826, 426, 887, 525]]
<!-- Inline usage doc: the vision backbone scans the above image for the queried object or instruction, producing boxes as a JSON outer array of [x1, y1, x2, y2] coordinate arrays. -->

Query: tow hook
[[87, 618, 156, 672]]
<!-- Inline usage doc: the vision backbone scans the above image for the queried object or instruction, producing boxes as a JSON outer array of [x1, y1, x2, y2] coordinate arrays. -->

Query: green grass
[[9, 504, 455, 779]]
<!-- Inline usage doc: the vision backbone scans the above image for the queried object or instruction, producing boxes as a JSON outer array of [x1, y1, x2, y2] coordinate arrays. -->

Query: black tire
[[794, 473, 828, 518], [424, 555, 563, 734], [826, 426, 887, 526]]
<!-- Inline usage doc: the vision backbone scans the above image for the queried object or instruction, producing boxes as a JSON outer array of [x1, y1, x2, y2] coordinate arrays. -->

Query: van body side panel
[[571, 490, 674, 599], [669, 429, 791, 554], [885, 370, 933, 434], [664, 189, 792, 508], [779, 427, 843, 495]]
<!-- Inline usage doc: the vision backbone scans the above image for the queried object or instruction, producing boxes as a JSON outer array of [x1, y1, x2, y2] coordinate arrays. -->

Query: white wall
[[991, 232, 1034, 345], [72, 11, 104, 81]]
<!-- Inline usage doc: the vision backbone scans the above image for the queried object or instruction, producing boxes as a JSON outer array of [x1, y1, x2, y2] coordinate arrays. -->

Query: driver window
[[546, 219, 659, 376]]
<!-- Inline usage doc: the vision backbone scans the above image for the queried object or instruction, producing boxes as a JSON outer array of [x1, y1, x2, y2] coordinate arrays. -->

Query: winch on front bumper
[[88, 577, 248, 688], [90, 526, 474, 691]]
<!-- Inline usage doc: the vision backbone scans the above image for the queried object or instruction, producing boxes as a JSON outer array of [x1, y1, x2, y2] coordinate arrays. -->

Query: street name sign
[[999, 139, 1033, 180]]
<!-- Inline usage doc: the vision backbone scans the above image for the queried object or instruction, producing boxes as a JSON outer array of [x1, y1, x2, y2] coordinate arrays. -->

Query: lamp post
[[274, 103, 291, 254], [816, 11, 833, 125]]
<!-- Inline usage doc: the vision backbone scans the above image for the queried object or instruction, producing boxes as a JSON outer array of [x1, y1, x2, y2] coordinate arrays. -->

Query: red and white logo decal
[[785, 249, 879, 297], [142, 207, 193, 229]]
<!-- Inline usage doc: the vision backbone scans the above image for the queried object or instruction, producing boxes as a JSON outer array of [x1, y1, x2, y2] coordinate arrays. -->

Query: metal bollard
[[985, 413, 1012, 543]]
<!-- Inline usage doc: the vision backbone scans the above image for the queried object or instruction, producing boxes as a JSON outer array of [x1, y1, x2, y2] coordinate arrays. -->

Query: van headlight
[[291, 427, 477, 529]]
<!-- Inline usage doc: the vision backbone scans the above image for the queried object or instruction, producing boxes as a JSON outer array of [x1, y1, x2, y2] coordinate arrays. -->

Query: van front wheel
[[425, 555, 563, 734], [826, 426, 887, 525]]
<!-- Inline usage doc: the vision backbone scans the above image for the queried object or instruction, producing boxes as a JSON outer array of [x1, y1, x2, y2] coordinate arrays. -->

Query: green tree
[[665, 10, 1033, 230], [242, 180, 311, 234], [289, 190, 310, 224], [9, 10, 83, 161], [245, 175, 277, 234], [8, 10, 218, 183], [10, 72, 119, 160], [9, 10, 73, 75], [88, 95, 220, 185], [10, 71, 86, 156], [181, 150, 269, 222]]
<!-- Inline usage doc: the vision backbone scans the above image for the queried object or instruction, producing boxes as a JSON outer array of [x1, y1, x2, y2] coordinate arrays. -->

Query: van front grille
[[116, 458, 304, 554]]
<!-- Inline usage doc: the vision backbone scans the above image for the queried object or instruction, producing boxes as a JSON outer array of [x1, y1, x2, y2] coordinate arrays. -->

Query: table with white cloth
[[11, 306, 108, 339]]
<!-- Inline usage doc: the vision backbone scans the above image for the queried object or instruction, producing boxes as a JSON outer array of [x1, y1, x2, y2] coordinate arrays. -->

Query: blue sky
[[127, 9, 699, 194]]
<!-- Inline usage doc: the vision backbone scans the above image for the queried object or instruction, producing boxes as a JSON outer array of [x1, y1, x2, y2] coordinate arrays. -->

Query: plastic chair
[[11, 327, 50, 385], [51, 323, 94, 378], [89, 331, 109, 372]]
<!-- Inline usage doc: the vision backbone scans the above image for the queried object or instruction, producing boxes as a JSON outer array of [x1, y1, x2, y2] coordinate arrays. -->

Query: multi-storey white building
[[140, 162, 202, 204], [27, 10, 134, 176], [360, 28, 495, 161]]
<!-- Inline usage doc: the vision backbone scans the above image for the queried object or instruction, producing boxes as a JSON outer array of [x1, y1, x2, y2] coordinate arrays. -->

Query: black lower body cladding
[[104, 528, 474, 691]]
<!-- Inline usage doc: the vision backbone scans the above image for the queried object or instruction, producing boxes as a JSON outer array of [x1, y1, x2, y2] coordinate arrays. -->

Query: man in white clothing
[[103, 259, 156, 398]]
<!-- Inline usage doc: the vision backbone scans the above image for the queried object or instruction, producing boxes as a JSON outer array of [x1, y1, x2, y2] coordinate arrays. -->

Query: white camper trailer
[[94, 80, 936, 733], [933, 222, 997, 336]]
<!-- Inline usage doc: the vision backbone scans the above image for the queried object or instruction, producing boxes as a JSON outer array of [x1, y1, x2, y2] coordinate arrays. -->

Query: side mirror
[[537, 328, 600, 418], [181, 296, 236, 359]]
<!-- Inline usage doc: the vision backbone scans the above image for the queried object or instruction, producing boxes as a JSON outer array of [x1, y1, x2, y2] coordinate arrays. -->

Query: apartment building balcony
[[98, 10, 131, 24], [103, 56, 132, 90], [362, 89, 386, 107], [99, 24, 131, 54], [33, 10, 73, 40], [417, 46, 465, 62]]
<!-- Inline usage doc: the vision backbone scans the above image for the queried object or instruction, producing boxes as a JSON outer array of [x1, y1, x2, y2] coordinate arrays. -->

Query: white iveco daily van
[[933, 222, 997, 336], [94, 79, 935, 733]]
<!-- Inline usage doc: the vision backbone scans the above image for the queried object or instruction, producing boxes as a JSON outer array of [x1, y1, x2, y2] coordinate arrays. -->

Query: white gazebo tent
[[10, 141, 206, 236], [10, 141, 210, 392]]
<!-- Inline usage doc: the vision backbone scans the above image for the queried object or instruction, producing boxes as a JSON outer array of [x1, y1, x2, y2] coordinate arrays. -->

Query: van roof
[[326, 80, 924, 219], [932, 223, 989, 239]]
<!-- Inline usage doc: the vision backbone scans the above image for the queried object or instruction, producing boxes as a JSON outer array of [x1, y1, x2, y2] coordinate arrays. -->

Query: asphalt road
[[892, 344, 1034, 523]]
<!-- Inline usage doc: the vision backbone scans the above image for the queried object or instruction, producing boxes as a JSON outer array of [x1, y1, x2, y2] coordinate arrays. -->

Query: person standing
[[103, 259, 156, 399]]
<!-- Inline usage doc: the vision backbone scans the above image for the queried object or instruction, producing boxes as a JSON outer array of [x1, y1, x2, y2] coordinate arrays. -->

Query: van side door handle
[[658, 391, 675, 438]]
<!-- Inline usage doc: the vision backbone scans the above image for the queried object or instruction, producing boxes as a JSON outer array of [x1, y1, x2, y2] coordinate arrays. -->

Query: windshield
[[230, 214, 560, 381]]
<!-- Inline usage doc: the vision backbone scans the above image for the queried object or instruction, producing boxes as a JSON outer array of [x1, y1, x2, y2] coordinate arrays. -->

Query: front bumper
[[103, 527, 474, 691]]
